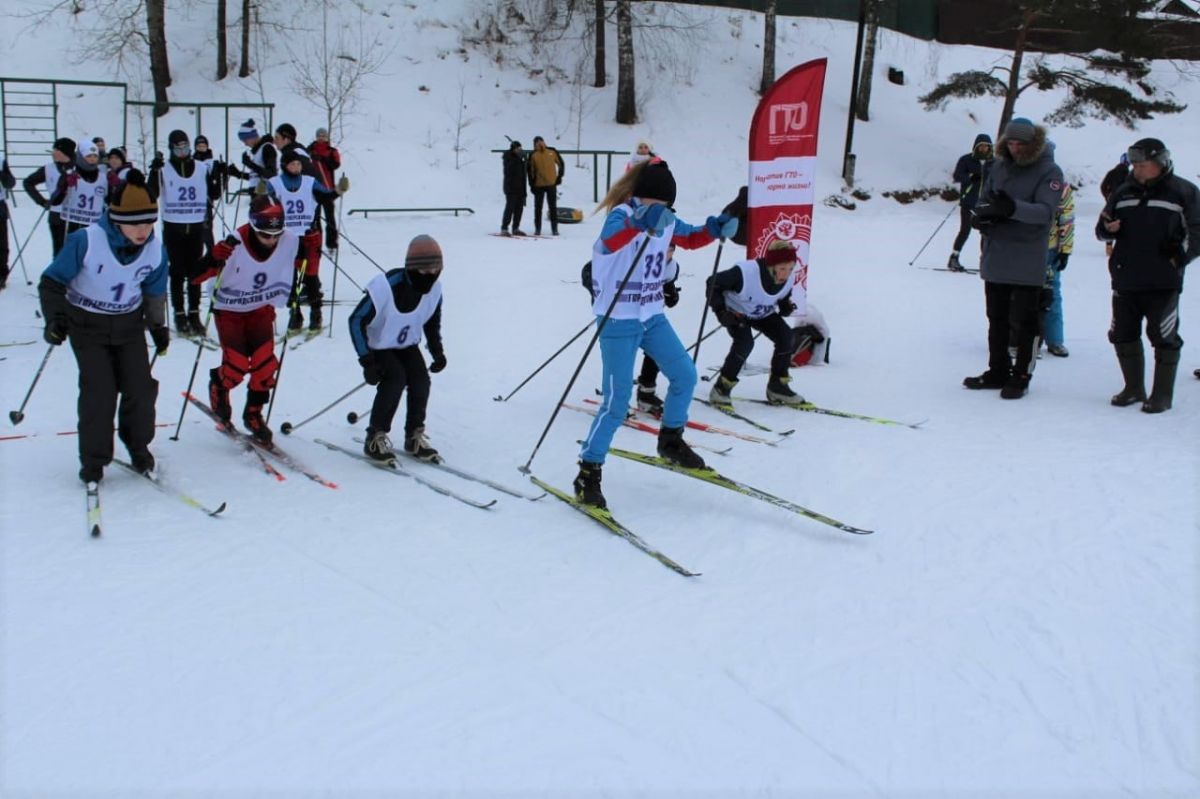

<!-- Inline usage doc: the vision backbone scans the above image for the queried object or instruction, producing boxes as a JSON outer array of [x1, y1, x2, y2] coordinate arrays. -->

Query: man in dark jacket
[[963, 117, 1063, 399], [1097, 137, 1200, 413], [948, 134, 993, 271], [501, 141, 528, 236]]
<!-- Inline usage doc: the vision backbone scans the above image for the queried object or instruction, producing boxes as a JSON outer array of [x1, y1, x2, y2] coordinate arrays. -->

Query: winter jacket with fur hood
[[977, 125, 1064, 287]]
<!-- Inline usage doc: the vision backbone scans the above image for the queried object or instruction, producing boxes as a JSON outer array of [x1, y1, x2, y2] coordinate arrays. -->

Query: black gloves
[[663, 282, 680, 308], [580, 262, 595, 302], [715, 308, 743, 328], [360, 354, 381, 386], [977, 189, 1015, 220], [44, 319, 67, 346], [149, 152, 164, 172], [1055, 253, 1070, 272], [150, 325, 170, 356], [429, 352, 447, 373], [777, 297, 796, 317]]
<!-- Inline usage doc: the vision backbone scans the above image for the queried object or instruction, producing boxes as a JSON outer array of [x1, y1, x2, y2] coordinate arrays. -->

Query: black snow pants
[[368, 346, 431, 436]]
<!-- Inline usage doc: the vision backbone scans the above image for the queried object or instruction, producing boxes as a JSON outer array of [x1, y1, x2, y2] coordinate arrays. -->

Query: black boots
[[208, 368, 233, 425], [657, 426, 705, 470], [636, 382, 664, 416], [363, 428, 395, 462], [766, 374, 803, 404], [404, 426, 441, 462], [947, 253, 965, 272], [174, 311, 190, 334], [1142, 348, 1180, 414], [129, 449, 156, 475], [963, 368, 1009, 390], [573, 461, 606, 509], [708, 374, 737, 404], [187, 310, 204, 337], [1111, 342, 1147, 407], [1000, 373, 1030, 399], [243, 389, 273, 444]]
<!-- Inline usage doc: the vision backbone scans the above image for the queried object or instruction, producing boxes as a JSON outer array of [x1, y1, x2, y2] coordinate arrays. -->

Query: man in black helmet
[[1097, 137, 1200, 414]]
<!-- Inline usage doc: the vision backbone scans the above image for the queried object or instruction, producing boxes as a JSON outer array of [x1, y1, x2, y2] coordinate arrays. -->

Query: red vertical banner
[[747, 58, 827, 312]]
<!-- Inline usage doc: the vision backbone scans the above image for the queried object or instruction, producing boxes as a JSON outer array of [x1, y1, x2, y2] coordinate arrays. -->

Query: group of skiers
[[21, 120, 404, 486], [949, 121, 1198, 413]]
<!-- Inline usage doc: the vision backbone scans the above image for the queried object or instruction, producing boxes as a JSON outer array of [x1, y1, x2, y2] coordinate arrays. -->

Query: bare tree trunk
[[759, 0, 777, 95], [217, 0, 228, 80], [146, 0, 171, 116], [594, 0, 606, 88], [999, 8, 1035, 137], [615, 0, 636, 123], [239, 0, 252, 78], [855, 0, 881, 121]]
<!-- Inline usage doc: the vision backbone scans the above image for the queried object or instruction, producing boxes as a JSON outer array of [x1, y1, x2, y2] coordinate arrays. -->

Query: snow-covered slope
[[2, 2, 1198, 796]]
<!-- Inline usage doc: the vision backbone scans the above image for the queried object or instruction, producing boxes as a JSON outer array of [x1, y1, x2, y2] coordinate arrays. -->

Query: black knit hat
[[275, 122, 297, 141], [632, 160, 677, 206], [108, 147, 127, 164], [281, 148, 306, 168], [52, 137, 76, 159], [108, 170, 158, 224], [168, 129, 189, 147], [194, 134, 209, 147]]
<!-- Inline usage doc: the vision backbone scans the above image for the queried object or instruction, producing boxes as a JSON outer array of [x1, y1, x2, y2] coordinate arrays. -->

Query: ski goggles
[[1126, 144, 1167, 164], [171, 143, 192, 158]]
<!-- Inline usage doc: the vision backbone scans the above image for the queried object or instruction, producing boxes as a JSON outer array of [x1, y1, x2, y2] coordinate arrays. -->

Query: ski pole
[[337, 228, 387, 275], [908, 203, 957, 266], [170, 266, 227, 441], [492, 321, 592, 403], [8, 343, 56, 425], [264, 257, 310, 426], [280, 381, 366, 435], [690, 237, 725, 364], [520, 234, 653, 473], [12, 206, 48, 286], [326, 245, 340, 339]]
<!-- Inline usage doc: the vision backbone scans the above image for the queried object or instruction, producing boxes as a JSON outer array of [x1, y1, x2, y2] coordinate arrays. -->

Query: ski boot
[[243, 389, 273, 445], [174, 311, 190, 335], [657, 426, 706, 470], [363, 428, 395, 462], [573, 460, 606, 509], [308, 305, 323, 333], [129, 449, 156, 475], [79, 463, 104, 484], [187, 310, 205, 337], [766, 374, 804, 404], [947, 253, 966, 272], [708, 374, 737, 405], [636, 382, 664, 416], [208, 368, 233, 426], [404, 426, 441, 463], [287, 307, 304, 336]]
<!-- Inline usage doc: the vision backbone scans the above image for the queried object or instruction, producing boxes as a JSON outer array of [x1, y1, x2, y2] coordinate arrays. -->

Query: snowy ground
[[1, 2, 1198, 797]]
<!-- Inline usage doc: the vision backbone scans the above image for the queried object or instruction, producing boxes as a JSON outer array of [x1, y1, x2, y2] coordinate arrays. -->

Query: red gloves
[[212, 235, 239, 262]]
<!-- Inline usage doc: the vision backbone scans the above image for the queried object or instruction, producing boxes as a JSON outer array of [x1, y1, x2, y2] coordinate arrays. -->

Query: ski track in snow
[[2, 1, 1199, 795]]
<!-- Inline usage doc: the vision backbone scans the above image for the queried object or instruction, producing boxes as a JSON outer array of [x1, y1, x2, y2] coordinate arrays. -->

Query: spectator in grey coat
[[962, 117, 1064, 399]]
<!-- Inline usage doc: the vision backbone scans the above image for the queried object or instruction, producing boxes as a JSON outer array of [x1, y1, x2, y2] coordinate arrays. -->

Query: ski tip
[[210, 502, 228, 517], [492, 395, 504, 402], [780, 429, 796, 437], [482, 499, 499, 509]]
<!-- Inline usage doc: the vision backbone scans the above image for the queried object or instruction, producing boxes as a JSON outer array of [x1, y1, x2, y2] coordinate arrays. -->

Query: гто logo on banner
[[768, 102, 810, 145]]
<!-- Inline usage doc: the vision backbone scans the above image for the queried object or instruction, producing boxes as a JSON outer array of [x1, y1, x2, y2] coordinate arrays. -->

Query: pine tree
[[919, 0, 1185, 136]]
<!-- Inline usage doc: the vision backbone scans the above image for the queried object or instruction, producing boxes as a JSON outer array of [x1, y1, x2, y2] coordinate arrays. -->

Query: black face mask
[[408, 269, 440, 294]]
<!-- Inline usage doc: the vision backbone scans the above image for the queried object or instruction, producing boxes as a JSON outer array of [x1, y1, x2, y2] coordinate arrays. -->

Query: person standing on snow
[[1041, 182, 1074, 358], [23, 137, 75, 256], [307, 127, 343, 250], [38, 169, 169, 484], [526, 135, 564, 236], [706, 240, 802, 406], [947, 133, 993, 271], [625, 139, 655, 172], [148, 130, 221, 336], [267, 148, 347, 333], [573, 159, 737, 510], [349, 234, 447, 465], [962, 116, 1063, 400], [1097, 137, 1200, 413], [56, 139, 109, 236], [191, 196, 305, 445], [500, 140, 529, 237], [229, 119, 278, 195]]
